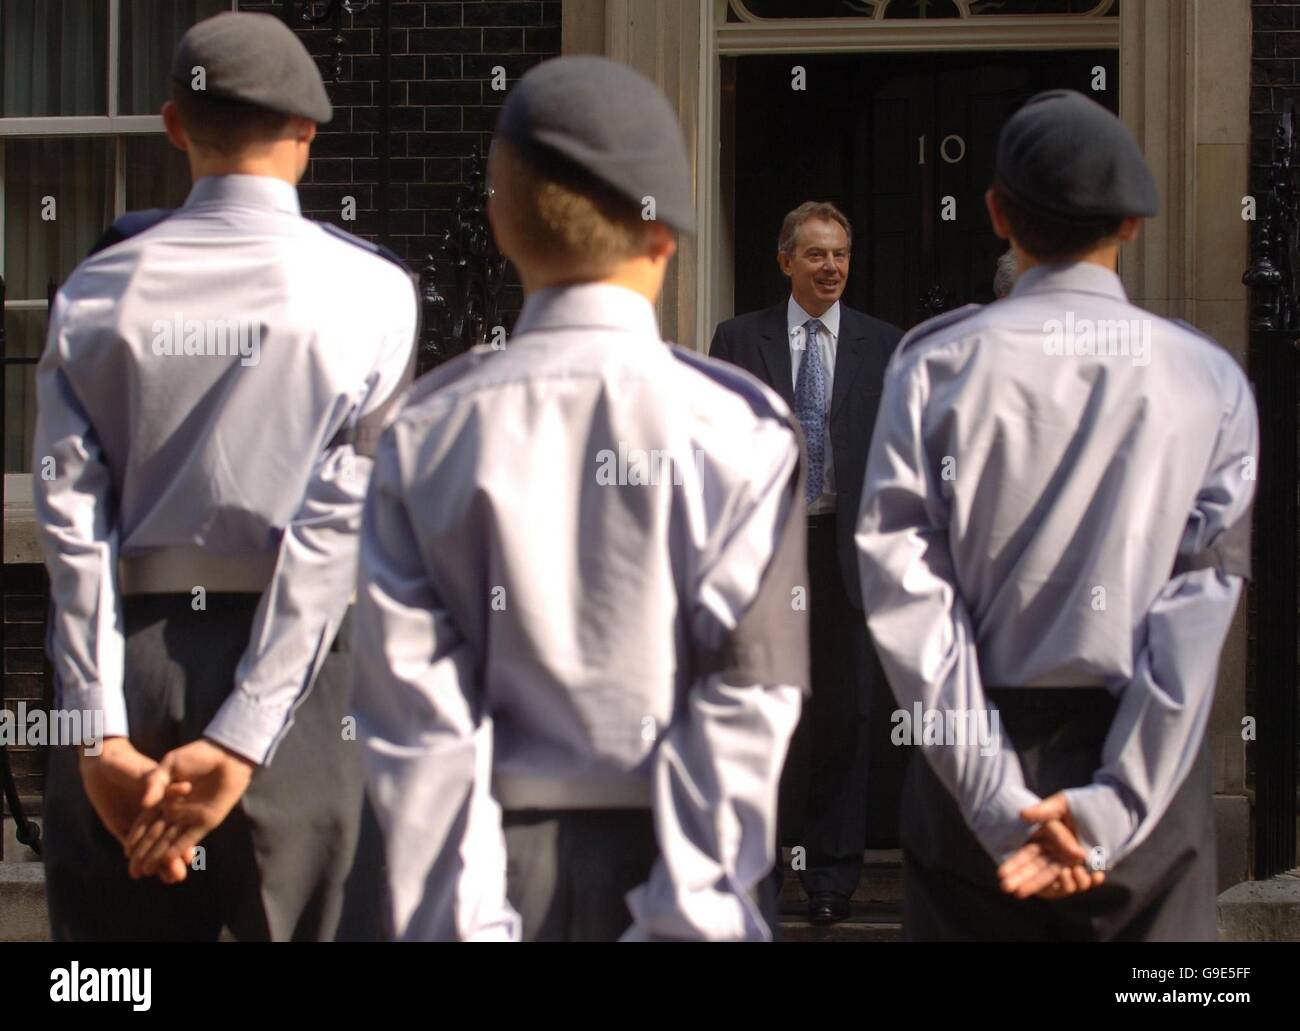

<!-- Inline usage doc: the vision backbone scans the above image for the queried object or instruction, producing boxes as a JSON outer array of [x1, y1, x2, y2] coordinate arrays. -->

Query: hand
[[997, 793, 1106, 900], [125, 739, 256, 883], [78, 737, 170, 846]]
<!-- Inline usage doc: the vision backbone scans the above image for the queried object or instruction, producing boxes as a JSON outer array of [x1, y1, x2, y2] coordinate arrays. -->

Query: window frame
[[0, 0, 238, 296]]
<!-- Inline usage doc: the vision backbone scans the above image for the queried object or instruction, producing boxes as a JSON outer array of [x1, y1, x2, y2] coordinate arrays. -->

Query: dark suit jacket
[[709, 301, 903, 610]]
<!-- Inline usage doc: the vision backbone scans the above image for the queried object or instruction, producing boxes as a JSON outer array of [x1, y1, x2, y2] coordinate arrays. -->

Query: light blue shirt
[[33, 174, 418, 763], [353, 283, 805, 941], [856, 262, 1257, 868]]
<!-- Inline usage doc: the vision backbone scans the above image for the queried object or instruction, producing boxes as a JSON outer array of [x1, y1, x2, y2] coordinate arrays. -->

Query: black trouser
[[769, 513, 874, 905], [502, 808, 658, 941], [901, 687, 1218, 942], [43, 593, 383, 942]]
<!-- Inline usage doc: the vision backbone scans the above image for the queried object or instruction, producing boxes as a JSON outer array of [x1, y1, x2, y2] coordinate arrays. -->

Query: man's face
[[779, 218, 850, 313]]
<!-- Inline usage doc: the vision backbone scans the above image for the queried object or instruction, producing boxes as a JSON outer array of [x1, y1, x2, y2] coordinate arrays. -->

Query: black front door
[[728, 49, 1118, 847], [732, 49, 1119, 328]]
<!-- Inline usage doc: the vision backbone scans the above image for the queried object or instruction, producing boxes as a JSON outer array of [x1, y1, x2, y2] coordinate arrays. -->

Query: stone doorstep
[[0, 863, 49, 942], [778, 847, 903, 907], [1216, 869, 1300, 942]]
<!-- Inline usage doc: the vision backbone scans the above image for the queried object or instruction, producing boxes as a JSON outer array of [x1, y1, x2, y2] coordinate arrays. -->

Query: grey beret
[[996, 89, 1157, 223], [172, 12, 332, 124], [496, 56, 695, 233]]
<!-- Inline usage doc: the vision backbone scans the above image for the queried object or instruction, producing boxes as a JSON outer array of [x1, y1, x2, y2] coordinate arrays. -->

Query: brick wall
[[236, 0, 563, 324]]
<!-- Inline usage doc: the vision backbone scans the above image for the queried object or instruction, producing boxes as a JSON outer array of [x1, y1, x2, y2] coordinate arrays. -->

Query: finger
[[1000, 852, 1052, 894], [127, 816, 173, 877], [1020, 793, 1068, 824], [137, 820, 187, 879], [125, 803, 169, 854], [996, 842, 1044, 881], [1037, 819, 1087, 863], [159, 854, 190, 885], [1013, 861, 1067, 899], [138, 767, 172, 810]]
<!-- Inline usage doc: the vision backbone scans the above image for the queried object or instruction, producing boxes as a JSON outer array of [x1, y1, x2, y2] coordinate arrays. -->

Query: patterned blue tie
[[794, 318, 826, 504]]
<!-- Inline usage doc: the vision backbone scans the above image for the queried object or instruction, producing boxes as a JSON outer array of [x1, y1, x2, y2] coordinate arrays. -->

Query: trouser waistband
[[494, 772, 652, 811], [118, 546, 276, 595]]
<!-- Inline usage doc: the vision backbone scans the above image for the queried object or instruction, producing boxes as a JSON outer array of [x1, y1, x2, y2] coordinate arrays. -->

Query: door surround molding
[[565, 0, 1198, 351]]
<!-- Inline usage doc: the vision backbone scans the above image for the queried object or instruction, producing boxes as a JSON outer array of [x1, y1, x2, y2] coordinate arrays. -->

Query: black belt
[[986, 685, 1114, 714]]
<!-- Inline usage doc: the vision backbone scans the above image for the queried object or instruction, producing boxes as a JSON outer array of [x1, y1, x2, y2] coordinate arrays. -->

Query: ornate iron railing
[[1242, 100, 1300, 880], [416, 147, 508, 374], [0, 273, 47, 860]]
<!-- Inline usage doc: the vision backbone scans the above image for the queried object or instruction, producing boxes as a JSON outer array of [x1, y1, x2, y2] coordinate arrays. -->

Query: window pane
[[3, 137, 114, 296], [125, 135, 192, 209], [3, 309, 44, 472], [1, 0, 107, 116], [119, 0, 233, 116]]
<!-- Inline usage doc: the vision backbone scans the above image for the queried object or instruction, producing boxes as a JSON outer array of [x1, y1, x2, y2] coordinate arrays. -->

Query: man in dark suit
[[709, 201, 902, 925]]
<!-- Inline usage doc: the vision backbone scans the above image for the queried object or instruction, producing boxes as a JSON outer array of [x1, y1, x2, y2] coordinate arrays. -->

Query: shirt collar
[[1010, 261, 1128, 303], [513, 283, 661, 340], [788, 296, 840, 340], [183, 174, 302, 216]]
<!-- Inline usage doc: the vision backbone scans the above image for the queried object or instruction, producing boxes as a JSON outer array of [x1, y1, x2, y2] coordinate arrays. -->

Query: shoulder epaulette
[[317, 221, 410, 274], [87, 209, 173, 257], [896, 303, 984, 357]]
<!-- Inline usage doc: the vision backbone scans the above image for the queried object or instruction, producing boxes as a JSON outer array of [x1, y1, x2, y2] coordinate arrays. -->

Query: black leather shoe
[[807, 891, 850, 925]]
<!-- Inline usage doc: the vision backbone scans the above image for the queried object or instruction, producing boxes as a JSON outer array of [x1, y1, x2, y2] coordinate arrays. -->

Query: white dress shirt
[[788, 296, 838, 514]]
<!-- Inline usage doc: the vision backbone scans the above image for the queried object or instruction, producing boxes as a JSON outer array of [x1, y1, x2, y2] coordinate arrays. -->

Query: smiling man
[[709, 202, 902, 927]]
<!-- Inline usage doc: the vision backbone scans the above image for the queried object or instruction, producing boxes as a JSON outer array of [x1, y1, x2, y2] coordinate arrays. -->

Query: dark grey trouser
[[503, 808, 658, 942], [767, 514, 873, 915], [43, 593, 384, 942], [901, 687, 1218, 942]]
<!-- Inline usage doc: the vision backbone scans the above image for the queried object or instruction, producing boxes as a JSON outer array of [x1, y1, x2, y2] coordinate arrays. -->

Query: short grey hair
[[993, 248, 1019, 299], [778, 201, 852, 257]]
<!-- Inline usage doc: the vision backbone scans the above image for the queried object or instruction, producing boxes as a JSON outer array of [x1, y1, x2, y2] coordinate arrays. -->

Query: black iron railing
[[1242, 100, 1300, 880], [416, 147, 507, 374], [0, 274, 47, 860]]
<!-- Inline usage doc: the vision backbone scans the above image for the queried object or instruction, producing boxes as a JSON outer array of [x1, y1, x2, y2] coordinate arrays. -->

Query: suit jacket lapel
[[758, 303, 795, 407], [829, 308, 866, 423]]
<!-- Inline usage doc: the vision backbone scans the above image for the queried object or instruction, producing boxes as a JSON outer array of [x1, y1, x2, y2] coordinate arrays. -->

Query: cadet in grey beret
[[496, 55, 694, 233], [172, 11, 332, 124], [996, 89, 1157, 224]]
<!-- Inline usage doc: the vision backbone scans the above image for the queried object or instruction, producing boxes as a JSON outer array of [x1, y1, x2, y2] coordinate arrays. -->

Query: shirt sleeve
[[854, 350, 1042, 863], [623, 416, 806, 941], [1062, 368, 1258, 867], [32, 293, 128, 737], [205, 282, 417, 764], [352, 428, 519, 942]]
